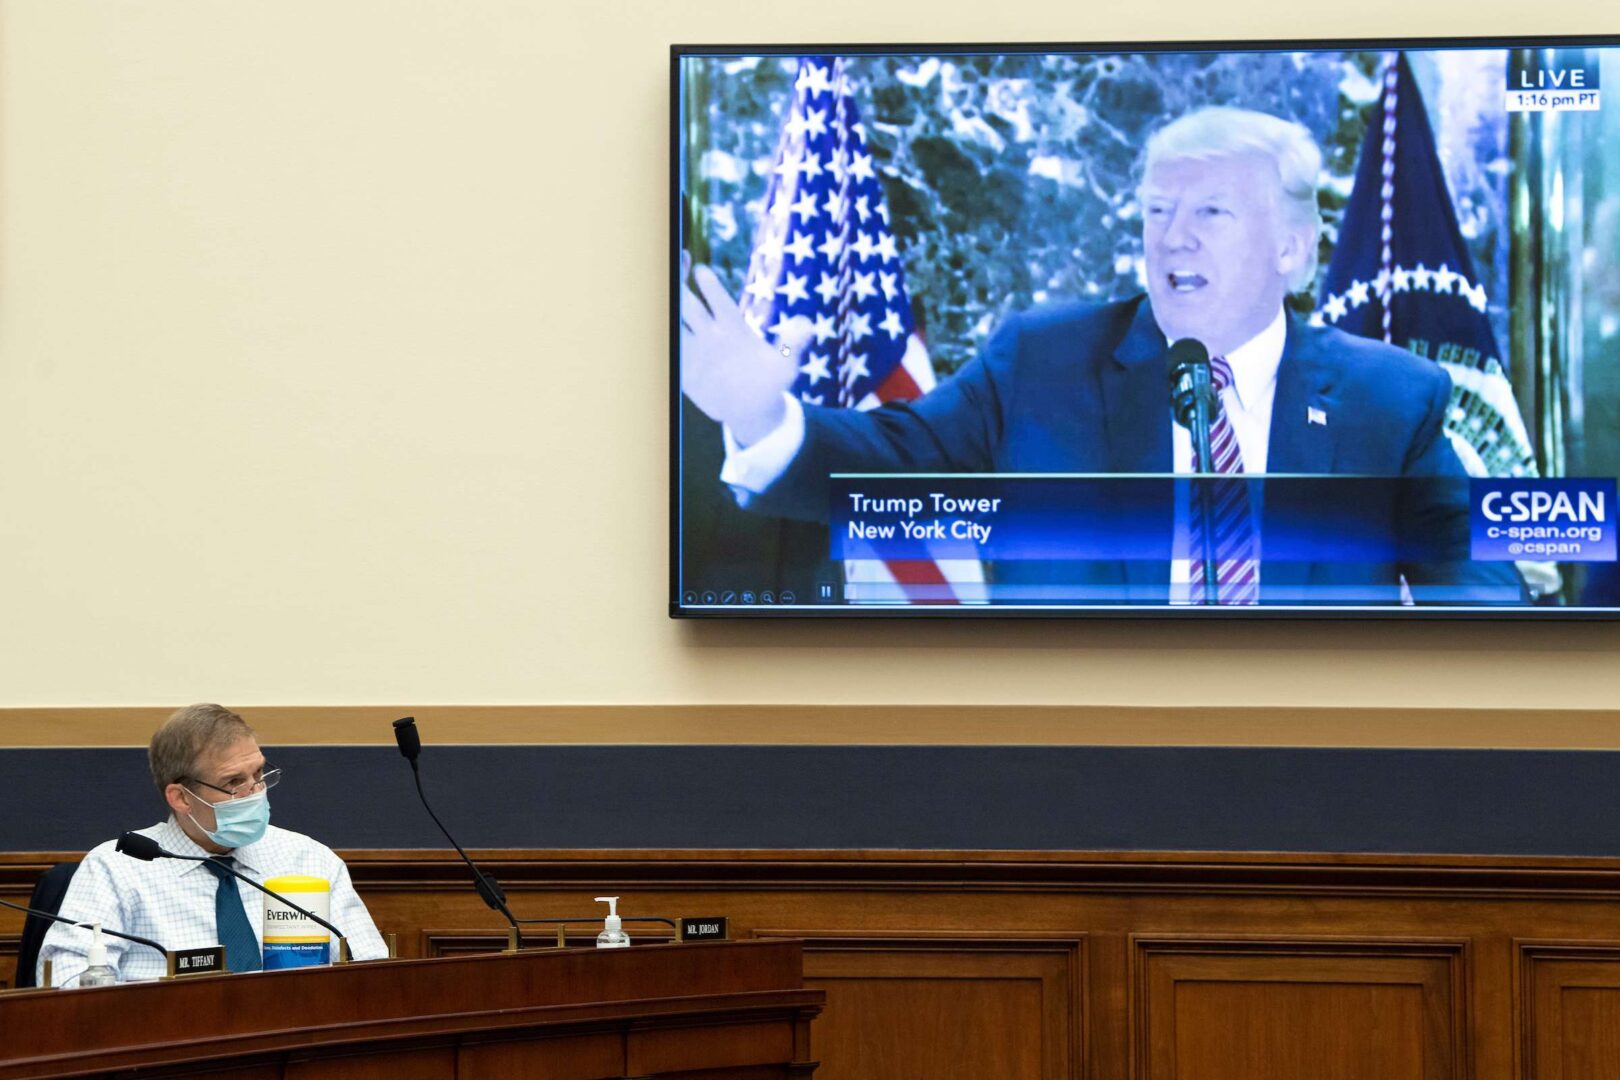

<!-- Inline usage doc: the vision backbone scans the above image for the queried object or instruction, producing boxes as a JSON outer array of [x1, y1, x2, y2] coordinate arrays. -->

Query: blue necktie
[[203, 857, 262, 972]]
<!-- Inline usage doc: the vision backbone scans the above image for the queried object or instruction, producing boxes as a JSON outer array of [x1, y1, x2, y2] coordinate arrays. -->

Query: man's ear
[[1276, 223, 1313, 278], [163, 782, 191, 819]]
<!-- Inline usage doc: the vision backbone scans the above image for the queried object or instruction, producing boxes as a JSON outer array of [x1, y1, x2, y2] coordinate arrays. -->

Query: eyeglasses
[[185, 767, 282, 801]]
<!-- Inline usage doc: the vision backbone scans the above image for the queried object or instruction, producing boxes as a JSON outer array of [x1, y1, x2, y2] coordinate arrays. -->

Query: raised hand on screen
[[679, 254, 807, 447]]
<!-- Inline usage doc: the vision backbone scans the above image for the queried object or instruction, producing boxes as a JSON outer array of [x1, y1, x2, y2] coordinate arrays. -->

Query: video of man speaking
[[673, 41, 1620, 613]]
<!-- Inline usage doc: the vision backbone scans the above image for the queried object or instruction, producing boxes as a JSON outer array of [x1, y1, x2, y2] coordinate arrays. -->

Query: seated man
[[39, 704, 387, 984]]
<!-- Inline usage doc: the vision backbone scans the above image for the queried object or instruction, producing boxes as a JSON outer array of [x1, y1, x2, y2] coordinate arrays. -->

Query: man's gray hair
[[1141, 106, 1324, 292], [148, 703, 255, 795]]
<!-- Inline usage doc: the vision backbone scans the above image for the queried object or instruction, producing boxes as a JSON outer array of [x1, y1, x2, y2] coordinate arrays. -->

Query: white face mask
[[183, 786, 271, 848]]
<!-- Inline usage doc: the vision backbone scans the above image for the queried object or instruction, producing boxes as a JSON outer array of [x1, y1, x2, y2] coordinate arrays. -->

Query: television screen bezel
[[670, 33, 1620, 620]]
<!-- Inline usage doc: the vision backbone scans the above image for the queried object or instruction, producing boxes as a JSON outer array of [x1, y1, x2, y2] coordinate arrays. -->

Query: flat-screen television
[[672, 36, 1620, 617]]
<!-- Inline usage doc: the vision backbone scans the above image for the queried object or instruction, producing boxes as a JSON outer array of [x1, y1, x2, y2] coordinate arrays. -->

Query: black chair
[[14, 861, 79, 989]]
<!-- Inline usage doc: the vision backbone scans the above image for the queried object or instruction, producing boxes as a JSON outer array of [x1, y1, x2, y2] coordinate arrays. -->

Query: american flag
[[740, 57, 982, 602]]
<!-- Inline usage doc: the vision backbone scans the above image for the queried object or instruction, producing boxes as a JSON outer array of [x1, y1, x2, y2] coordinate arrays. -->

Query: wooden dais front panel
[[0, 940, 820, 1079]]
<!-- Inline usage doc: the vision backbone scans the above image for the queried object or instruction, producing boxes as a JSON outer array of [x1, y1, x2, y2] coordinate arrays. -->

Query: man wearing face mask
[[37, 703, 387, 984]]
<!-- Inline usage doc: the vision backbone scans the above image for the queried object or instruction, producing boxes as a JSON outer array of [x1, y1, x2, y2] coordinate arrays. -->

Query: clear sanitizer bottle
[[595, 896, 630, 949], [78, 923, 119, 987]]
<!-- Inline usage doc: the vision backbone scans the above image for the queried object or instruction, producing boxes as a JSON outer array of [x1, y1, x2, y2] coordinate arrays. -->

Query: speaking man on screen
[[680, 106, 1524, 604], [37, 704, 387, 985]]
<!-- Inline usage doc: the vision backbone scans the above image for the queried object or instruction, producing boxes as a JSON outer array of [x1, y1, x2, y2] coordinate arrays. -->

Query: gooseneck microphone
[[115, 832, 352, 963], [0, 895, 169, 960], [392, 717, 523, 947], [1167, 338, 1219, 602]]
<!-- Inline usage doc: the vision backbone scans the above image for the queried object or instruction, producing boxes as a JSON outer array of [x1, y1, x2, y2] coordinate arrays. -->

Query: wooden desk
[[0, 939, 821, 1079]]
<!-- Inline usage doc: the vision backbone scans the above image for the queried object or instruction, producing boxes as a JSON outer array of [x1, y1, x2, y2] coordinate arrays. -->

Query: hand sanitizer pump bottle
[[78, 923, 118, 987], [595, 896, 630, 949]]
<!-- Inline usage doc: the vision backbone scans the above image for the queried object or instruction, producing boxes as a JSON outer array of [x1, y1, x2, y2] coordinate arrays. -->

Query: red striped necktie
[[1188, 356, 1259, 605]]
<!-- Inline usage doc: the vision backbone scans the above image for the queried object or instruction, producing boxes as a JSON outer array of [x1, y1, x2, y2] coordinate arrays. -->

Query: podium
[[0, 939, 822, 1079]]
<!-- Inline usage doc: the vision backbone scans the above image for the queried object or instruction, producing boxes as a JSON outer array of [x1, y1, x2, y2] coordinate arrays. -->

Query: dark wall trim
[[3, 745, 1618, 857]]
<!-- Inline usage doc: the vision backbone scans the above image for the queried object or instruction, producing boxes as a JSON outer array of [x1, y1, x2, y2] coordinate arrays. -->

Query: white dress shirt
[[719, 391, 809, 505], [719, 307, 1289, 597], [38, 817, 387, 985]]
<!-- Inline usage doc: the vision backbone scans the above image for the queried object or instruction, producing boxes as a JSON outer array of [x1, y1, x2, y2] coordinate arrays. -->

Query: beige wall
[[1, 0, 1618, 714]]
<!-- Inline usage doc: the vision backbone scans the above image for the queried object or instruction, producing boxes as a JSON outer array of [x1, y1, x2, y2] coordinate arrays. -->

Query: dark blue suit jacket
[[750, 296, 1523, 604]]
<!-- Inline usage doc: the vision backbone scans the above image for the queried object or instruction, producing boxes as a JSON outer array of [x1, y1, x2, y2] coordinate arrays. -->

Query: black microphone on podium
[[115, 833, 353, 962], [1168, 337, 1216, 445], [0, 895, 169, 965], [1167, 337, 1220, 602], [392, 717, 523, 948]]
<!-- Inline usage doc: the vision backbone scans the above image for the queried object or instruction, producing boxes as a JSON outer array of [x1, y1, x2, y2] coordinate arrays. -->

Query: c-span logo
[[1471, 479, 1616, 562], [1507, 52, 1601, 113]]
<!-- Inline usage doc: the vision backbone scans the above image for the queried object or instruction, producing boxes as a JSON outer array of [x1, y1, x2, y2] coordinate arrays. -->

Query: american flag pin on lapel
[[1308, 406, 1328, 426]]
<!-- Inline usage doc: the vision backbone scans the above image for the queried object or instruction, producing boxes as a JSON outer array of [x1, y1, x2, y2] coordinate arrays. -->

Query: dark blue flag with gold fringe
[[1316, 53, 1538, 484]]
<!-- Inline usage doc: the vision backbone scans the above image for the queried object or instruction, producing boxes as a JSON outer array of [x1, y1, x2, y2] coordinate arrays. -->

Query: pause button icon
[[818, 582, 834, 600]]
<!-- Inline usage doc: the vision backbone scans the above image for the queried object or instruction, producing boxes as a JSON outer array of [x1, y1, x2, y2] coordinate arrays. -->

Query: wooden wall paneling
[[419, 929, 675, 957], [421, 929, 513, 959], [1467, 930, 1515, 1080], [1131, 936, 1471, 1080], [752, 931, 1084, 1080], [17, 850, 1620, 1078], [1517, 941, 1620, 1080], [0, 935, 19, 992], [0, 856, 50, 994]]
